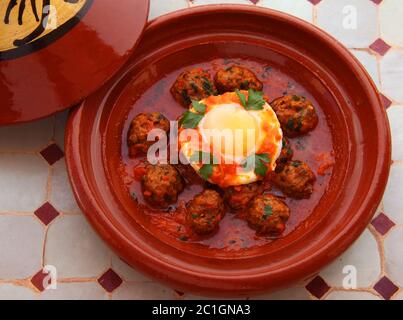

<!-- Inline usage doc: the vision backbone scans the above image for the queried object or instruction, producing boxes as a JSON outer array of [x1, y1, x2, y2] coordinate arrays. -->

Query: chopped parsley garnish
[[202, 77, 215, 95], [262, 205, 273, 220], [242, 153, 271, 177], [191, 100, 206, 114], [235, 89, 266, 110], [179, 111, 204, 129], [190, 151, 218, 180], [179, 101, 207, 129], [199, 164, 214, 180]]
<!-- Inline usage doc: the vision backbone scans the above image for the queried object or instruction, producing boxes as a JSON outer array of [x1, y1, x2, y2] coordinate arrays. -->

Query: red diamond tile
[[370, 0, 383, 4], [34, 202, 60, 225], [308, 0, 322, 5], [305, 276, 330, 299], [98, 269, 123, 293], [31, 269, 50, 292], [249, 0, 259, 4], [370, 38, 391, 56], [374, 277, 399, 300], [380, 93, 392, 109], [40, 143, 64, 165], [371, 213, 395, 235]]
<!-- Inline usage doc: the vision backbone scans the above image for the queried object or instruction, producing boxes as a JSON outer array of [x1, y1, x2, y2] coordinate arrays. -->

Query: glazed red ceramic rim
[[65, 5, 391, 295], [0, 0, 149, 125]]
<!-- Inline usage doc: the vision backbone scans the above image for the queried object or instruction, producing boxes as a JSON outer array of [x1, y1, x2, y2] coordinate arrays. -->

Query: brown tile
[[305, 276, 330, 299], [371, 213, 395, 235], [308, 0, 322, 5], [98, 269, 123, 293], [373, 276, 399, 300], [370, 0, 383, 4], [370, 38, 391, 56], [380, 93, 392, 109], [34, 202, 60, 225], [31, 269, 49, 292], [40, 143, 64, 165]]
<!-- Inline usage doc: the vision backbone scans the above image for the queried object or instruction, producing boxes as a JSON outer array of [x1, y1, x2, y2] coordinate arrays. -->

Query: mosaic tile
[[50, 160, 81, 214], [40, 143, 64, 166], [369, 38, 391, 56], [257, 0, 313, 22], [98, 269, 123, 293], [373, 276, 399, 300], [0, 117, 53, 152], [380, 0, 403, 47], [320, 229, 381, 288], [383, 164, 403, 224], [380, 50, 403, 102], [316, 0, 378, 48], [384, 227, 403, 287], [44, 215, 111, 278], [0, 284, 37, 300], [39, 282, 108, 300], [387, 106, 403, 161], [0, 216, 44, 279], [305, 276, 330, 299], [149, 0, 189, 20], [371, 213, 395, 235], [34, 202, 60, 226], [0, 154, 48, 212]]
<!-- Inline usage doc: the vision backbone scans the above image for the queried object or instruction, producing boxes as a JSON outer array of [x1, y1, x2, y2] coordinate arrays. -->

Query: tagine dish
[[66, 6, 390, 294], [122, 61, 335, 249]]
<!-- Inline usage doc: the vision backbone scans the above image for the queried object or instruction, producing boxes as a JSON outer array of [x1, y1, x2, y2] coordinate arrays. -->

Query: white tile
[[325, 290, 381, 300], [387, 105, 403, 161], [320, 229, 381, 288], [380, 49, 403, 102], [383, 164, 403, 224], [193, 0, 252, 6], [384, 226, 403, 287], [0, 117, 53, 152], [111, 255, 149, 282], [0, 216, 44, 279], [252, 285, 311, 300], [39, 282, 108, 300], [149, 0, 188, 20], [0, 154, 48, 212], [316, 0, 378, 48], [54, 111, 68, 151], [0, 284, 38, 300], [45, 215, 111, 278], [257, 0, 313, 22], [350, 50, 380, 87], [112, 282, 174, 300], [50, 160, 80, 214], [380, 0, 403, 47]]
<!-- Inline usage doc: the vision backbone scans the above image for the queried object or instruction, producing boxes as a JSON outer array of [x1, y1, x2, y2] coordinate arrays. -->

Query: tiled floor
[[0, 0, 402, 300]]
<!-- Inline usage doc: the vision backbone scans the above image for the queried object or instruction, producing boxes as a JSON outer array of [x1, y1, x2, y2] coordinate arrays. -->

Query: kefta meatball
[[246, 194, 290, 235], [271, 95, 319, 137], [142, 164, 184, 208], [273, 160, 316, 199], [215, 66, 263, 93], [224, 182, 263, 210], [127, 112, 170, 157], [170, 68, 217, 107], [186, 190, 225, 235], [276, 137, 293, 168]]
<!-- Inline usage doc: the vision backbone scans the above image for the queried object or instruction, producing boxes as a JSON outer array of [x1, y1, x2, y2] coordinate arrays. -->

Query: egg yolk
[[200, 103, 262, 160]]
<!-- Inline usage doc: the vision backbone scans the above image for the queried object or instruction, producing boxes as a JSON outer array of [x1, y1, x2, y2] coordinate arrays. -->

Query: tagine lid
[[0, 0, 149, 125]]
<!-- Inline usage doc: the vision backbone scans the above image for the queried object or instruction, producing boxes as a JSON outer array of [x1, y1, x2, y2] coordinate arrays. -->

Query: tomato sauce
[[120, 57, 335, 251]]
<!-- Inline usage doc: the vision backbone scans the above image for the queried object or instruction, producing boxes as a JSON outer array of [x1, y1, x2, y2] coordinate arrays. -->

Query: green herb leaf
[[262, 205, 273, 220], [199, 164, 214, 180], [246, 89, 265, 110], [179, 111, 204, 129], [242, 153, 271, 177], [235, 89, 247, 108], [236, 89, 265, 111], [191, 100, 206, 114]]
